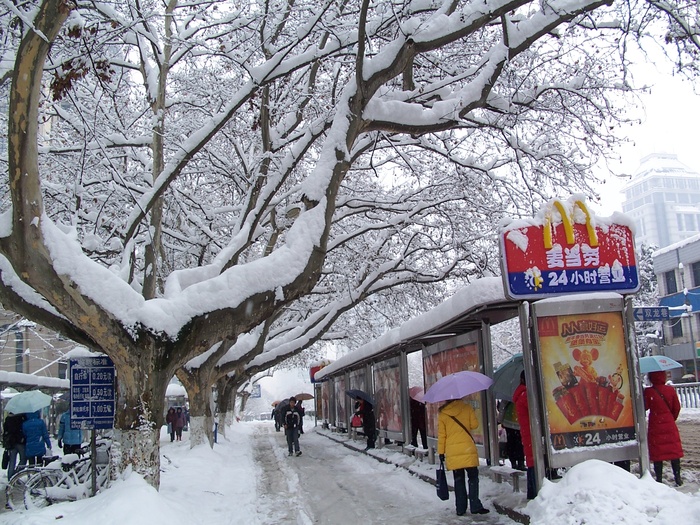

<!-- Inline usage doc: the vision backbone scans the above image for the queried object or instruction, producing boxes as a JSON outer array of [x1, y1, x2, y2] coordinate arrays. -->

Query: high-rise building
[[621, 153, 700, 249]]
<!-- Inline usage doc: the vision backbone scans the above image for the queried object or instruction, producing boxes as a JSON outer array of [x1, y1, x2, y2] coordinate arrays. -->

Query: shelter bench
[[489, 465, 525, 492]]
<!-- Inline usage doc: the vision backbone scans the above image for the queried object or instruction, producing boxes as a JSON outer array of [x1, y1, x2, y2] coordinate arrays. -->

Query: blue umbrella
[[492, 354, 524, 401], [346, 389, 374, 405], [639, 355, 682, 374], [423, 371, 493, 403], [5, 390, 52, 414]]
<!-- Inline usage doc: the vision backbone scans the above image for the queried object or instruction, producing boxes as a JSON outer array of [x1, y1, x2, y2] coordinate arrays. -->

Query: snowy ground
[[0, 410, 699, 524]]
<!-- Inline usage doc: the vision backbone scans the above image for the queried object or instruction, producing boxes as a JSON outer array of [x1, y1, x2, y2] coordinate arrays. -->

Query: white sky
[[0, 412, 698, 524], [597, 65, 700, 216]]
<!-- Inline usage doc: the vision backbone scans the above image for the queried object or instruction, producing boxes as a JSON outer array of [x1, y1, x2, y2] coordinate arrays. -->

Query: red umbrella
[[408, 386, 424, 402]]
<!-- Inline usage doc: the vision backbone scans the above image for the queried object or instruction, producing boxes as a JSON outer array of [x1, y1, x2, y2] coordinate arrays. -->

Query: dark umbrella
[[492, 354, 524, 401], [294, 392, 314, 401], [346, 389, 374, 405]]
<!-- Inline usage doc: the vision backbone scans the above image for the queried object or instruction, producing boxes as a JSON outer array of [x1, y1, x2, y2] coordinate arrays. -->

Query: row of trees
[[0, 0, 696, 487]]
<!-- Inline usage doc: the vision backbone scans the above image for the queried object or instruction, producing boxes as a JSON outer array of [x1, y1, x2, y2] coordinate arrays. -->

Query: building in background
[[0, 308, 74, 379], [622, 153, 700, 250], [652, 238, 700, 382]]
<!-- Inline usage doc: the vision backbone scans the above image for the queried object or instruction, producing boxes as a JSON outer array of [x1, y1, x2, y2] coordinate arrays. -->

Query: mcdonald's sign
[[499, 197, 639, 299]]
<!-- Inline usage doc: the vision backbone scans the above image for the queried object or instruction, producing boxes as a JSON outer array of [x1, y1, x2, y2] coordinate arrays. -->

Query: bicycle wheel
[[5, 468, 41, 510], [23, 470, 63, 510]]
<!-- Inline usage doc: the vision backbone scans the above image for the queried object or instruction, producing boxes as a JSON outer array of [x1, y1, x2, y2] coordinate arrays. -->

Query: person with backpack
[[283, 397, 302, 456], [2, 412, 27, 479]]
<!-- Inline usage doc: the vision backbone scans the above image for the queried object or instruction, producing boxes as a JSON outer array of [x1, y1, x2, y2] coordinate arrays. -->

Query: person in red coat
[[513, 371, 537, 499], [644, 371, 683, 486]]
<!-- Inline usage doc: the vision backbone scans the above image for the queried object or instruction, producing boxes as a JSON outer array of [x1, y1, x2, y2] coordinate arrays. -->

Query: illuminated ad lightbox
[[374, 356, 403, 434], [500, 197, 639, 300], [532, 296, 638, 467], [423, 332, 485, 447], [320, 381, 331, 421]]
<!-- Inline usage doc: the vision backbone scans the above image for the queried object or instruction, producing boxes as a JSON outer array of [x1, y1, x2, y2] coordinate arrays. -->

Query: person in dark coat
[[355, 399, 376, 450], [173, 407, 187, 441], [513, 371, 536, 499], [409, 396, 428, 449], [283, 397, 302, 456], [166, 407, 176, 442], [644, 370, 684, 486], [2, 413, 27, 479], [22, 411, 51, 466], [497, 400, 525, 470]]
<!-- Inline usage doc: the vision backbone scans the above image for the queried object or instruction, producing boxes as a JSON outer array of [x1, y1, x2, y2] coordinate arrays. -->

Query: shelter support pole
[[481, 320, 499, 469], [519, 302, 547, 495], [625, 296, 650, 476]]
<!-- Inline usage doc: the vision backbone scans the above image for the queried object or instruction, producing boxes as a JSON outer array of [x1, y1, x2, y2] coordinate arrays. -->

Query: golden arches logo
[[551, 433, 567, 450], [543, 199, 598, 250]]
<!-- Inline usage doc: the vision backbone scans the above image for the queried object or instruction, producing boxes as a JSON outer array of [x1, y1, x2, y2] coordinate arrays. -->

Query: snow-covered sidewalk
[[1, 416, 699, 525]]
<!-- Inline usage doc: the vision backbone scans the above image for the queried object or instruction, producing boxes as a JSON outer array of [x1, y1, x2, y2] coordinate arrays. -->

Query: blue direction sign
[[70, 356, 116, 430], [633, 307, 670, 322]]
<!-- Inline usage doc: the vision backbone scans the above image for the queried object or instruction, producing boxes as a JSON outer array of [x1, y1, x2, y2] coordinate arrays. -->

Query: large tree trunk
[[113, 349, 171, 487], [177, 368, 215, 447]]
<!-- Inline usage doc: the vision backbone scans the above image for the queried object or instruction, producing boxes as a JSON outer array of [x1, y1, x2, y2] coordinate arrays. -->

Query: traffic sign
[[70, 356, 116, 430], [633, 307, 670, 322]]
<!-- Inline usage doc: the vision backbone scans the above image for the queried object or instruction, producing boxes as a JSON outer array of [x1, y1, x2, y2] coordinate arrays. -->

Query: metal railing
[[672, 382, 700, 409]]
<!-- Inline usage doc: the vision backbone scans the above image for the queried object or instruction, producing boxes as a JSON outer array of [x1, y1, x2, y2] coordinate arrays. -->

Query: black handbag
[[436, 457, 449, 500], [2, 449, 9, 469]]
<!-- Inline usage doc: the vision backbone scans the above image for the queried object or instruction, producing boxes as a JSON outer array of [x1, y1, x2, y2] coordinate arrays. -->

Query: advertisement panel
[[334, 377, 346, 427], [535, 310, 635, 454], [500, 198, 639, 299], [423, 334, 484, 446], [374, 356, 403, 433], [321, 381, 331, 423]]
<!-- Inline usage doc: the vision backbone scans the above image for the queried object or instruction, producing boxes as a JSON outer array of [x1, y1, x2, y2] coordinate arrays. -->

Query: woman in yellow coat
[[437, 399, 489, 516]]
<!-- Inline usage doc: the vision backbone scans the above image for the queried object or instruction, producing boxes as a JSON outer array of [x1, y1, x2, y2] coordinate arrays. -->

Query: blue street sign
[[69, 356, 116, 430], [632, 307, 670, 322]]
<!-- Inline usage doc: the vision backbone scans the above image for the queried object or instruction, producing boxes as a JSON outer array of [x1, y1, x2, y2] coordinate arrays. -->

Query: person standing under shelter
[[644, 370, 684, 486], [409, 396, 428, 450], [2, 412, 26, 479], [57, 410, 83, 455], [437, 399, 489, 516], [22, 411, 51, 466], [355, 399, 376, 451], [284, 397, 302, 456], [513, 371, 537, 499]]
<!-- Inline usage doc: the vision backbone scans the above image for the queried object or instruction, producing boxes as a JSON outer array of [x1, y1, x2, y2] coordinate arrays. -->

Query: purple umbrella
[[423, 371, 494, 403]]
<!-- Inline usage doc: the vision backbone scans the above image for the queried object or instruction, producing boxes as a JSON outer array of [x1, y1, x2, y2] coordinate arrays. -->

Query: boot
[[671, 459, 682, 486], [653, 461, 664, 483]]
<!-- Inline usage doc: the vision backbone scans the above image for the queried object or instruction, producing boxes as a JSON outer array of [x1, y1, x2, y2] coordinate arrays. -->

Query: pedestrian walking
[[644, 370, 684, 486], [57, 410, 83, 454], [166, 407, 176, 442], [284, 397, 302, 456], [513, 371, 537, 499], [437, 399, 489, 516], [22, 411, 51, 466], [174, 407, 186, 441], [2, 412, 26, 479]]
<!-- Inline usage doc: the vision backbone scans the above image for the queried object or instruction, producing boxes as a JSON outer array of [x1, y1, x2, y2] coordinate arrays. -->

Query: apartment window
[[686, 214, 696, 231], [665, 270, 678, 294], [14, 330, 23, 373], [679, 193, 691, 204], [692, 262, 700, 287], [677, 214, 684, 231], [671, 319, 684, 338]]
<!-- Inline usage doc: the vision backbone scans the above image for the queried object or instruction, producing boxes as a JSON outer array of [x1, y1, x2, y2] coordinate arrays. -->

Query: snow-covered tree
[[1, 0, 697, 488]]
